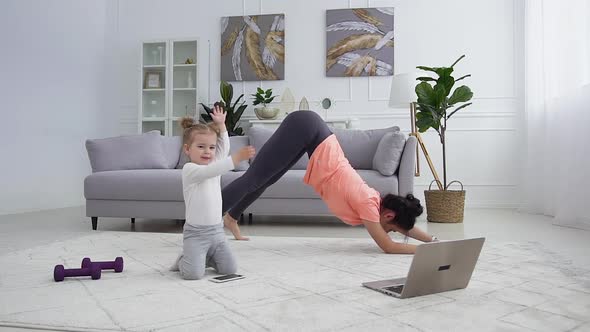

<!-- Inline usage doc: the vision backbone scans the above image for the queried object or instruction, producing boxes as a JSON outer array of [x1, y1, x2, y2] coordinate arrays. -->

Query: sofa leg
[[239, 214, 244, 225], [248, 213, 253, 225], [91, 217, 98, 230], [131, 218, 135, 224]]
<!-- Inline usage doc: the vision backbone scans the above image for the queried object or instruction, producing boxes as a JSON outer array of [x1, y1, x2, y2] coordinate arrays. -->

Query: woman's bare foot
[[223, 214, 249, 241]]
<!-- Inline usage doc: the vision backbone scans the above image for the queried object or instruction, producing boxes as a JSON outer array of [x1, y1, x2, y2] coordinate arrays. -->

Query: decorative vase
[[254, 107, 280, 120], [299, 97, 310, 111], [157, 46, 164, 65], [279, 87, 295, 116], [424, 181, 466, 223], [187, 72, 193, 88], [151, 50, 158, 65]]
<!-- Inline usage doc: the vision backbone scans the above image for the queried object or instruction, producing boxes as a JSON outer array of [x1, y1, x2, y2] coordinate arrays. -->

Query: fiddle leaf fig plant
[[415, 55, 474, 189], [201, 81, 247, 136]]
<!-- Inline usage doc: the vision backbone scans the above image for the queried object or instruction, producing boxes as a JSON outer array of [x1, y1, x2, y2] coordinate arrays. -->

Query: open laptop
[[363, 237, 485, 299]]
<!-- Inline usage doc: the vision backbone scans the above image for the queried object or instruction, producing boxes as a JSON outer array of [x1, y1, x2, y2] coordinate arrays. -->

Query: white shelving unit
[[139, 39, 198, 136]]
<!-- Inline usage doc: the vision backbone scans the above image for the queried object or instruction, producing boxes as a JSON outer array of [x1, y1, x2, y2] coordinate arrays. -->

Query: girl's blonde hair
[[180, 117, 220, 145]]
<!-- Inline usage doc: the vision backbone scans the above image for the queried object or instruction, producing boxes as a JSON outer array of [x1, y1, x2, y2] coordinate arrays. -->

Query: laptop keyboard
[[383, 285, 404, 294]]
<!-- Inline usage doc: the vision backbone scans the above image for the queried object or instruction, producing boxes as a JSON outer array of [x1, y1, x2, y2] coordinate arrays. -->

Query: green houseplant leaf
[[199, 103, 213, 122], [417, 76, 437, 82], [220, 81, 233, 105], [416, 111, 439, 133], [415, 82, 436, 106], [447, 85, 473, 105], [233, 104, 248, 124], [436, 75, 455, 97]]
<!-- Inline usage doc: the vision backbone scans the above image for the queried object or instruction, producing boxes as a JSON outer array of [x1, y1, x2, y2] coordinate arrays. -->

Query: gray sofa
[[84, 126, 417, 230]]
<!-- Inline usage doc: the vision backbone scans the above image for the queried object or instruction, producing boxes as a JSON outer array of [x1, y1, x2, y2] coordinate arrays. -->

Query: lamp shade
[[388, 72, 421, 107]]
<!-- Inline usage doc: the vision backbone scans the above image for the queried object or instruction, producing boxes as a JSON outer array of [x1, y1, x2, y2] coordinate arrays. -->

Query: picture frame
[[220, 14, 285, 81], [144, 72, 162, 89], [326, 8, 394, 77]]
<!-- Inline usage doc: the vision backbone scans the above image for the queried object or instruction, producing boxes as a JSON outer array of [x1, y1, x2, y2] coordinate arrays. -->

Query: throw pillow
[[372, 131, 407, 176], [176, 146, 190, 169], [160, 136, 182, 169], [85, 131, 168, 172], [248, 127, 309, 170], [229, 135, 250, 171], [333, 126, 400, 169]]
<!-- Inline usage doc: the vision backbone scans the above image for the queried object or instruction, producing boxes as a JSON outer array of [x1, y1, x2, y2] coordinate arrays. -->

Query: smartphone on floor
[[209, 273, 245, 283]]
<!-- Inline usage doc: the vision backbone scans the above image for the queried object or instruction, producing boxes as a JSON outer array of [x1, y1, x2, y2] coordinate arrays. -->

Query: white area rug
[[1, 232, 589, 332]]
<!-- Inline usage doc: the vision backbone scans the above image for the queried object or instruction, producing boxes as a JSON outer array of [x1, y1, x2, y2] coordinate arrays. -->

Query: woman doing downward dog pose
[[222, 111, 437, 254]]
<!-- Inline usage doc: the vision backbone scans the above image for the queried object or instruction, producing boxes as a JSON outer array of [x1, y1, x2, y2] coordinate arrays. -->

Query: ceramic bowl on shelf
[[254, 107, 280, 120]]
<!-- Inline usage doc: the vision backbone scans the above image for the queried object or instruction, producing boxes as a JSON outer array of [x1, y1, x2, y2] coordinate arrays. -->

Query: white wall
[[0, 0, 521, 213], [0, 0, 117, 215], [114, 0, 522, 208]]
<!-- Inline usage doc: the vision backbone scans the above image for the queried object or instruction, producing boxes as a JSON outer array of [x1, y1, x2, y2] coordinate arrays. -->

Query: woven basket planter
[[424, 180, 465, 223]]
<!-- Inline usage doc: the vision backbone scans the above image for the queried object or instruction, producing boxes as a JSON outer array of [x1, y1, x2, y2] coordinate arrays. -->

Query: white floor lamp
[[389, 73, 443, 190]]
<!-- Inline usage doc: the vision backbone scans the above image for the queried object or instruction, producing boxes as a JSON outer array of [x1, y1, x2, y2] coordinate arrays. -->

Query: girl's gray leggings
[[222, 111, 332, 220], [179, 223, 237, 280]]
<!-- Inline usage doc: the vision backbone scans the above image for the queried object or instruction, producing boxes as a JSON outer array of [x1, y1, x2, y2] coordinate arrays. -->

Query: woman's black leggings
[[222, 111, 332, 220]]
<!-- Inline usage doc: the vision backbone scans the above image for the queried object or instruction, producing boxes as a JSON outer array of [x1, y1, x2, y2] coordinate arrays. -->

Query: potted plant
[[201, 81, 247, 136], [251, 87, 279, 120], [414, 55, 474, 223]]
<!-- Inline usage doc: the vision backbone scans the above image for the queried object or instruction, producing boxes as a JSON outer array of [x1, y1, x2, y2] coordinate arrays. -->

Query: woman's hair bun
[[405, 194, 423, 217]]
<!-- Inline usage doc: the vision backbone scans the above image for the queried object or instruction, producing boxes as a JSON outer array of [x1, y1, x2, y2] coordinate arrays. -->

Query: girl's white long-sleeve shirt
[[182, 131, 234, 226]]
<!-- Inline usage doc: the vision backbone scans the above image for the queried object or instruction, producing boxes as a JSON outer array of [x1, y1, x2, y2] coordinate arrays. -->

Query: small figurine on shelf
[[184, 58, 194, 64]]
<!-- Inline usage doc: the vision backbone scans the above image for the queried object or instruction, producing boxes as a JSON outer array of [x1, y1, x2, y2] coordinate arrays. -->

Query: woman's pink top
[[303, 134, 381, 226]]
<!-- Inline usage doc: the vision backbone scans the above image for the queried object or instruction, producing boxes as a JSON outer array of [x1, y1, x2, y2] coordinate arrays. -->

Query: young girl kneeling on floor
[[171, 105, 255, 280]]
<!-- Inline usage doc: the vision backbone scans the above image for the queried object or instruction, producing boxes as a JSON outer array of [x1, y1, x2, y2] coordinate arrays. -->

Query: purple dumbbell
[[54, 264, 101, 282], [81, 257, 124, 273]]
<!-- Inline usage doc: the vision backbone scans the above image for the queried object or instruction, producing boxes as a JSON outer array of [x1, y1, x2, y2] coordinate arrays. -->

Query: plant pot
[[254, 107, 280, 120], [424, 180, 466, 223]]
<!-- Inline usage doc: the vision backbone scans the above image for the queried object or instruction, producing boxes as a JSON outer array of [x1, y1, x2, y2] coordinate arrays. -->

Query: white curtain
[[522, 0, 590, 228]]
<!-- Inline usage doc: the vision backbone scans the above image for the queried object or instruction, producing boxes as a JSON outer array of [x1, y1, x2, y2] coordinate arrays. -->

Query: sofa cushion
[[373, 131, 407, 176], [228, 135, 251, 171], [221, 169, 398, 199], [160, 136, 182, 169], [85, 168, 398, 203], [248, 127, 309, 170], [354, 170, 399, 196], [176, 135, 250, 171], [84, 169, 183, 201], [177, 147, 190, 169], [222, 170, 318, 199], [333, 126, 399, 169], [85, 131, 169, 172]]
